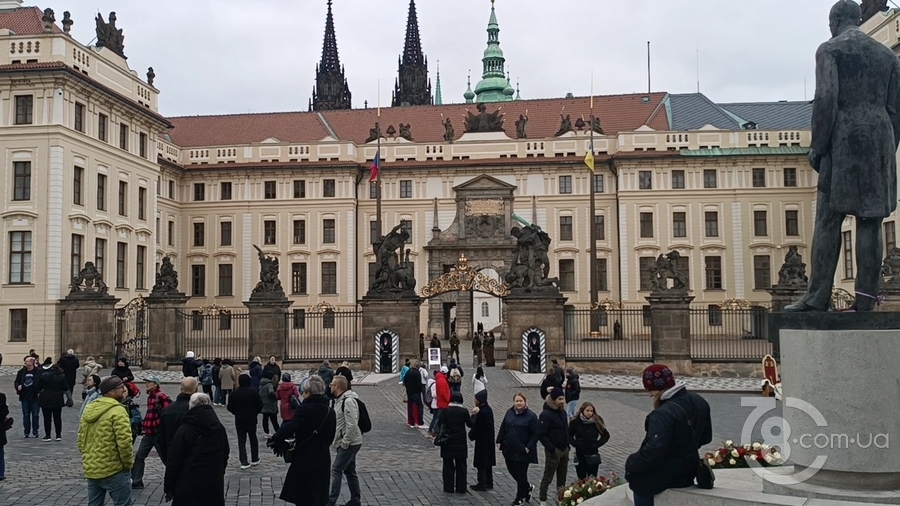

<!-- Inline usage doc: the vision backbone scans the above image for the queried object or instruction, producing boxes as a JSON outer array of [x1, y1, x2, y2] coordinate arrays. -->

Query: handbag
[[282, 407, 331, 464], [433, 424, 451, 447], [671, 402, 715, 489], [584, 453, 603, 466], [4, 417, 13, 431]]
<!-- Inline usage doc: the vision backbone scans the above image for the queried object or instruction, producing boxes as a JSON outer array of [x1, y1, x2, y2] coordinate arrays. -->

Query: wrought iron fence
[[178, 309, 250, 362], [564, 308, 653, 360], [689, 306, 772, 361], [285, 308, 362, 361]]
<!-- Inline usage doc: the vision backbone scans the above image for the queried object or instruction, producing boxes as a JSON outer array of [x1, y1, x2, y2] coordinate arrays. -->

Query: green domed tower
[[470, 0, 513, 103]]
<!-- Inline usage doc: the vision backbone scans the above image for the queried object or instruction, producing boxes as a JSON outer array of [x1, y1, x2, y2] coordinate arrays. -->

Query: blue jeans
[[87, 470, 132, 506], [328, 444, 361, 506], [567, 400, 578, 418], [427, 407, 439, 434], [214, 386, 223, 404], [632, 492, 654, 506], [21, 399, 39, 436]]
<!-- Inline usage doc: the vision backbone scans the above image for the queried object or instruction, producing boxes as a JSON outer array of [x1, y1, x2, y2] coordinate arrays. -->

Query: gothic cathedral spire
[[310, 0, 351, 111], [392, 0, 431, 107]]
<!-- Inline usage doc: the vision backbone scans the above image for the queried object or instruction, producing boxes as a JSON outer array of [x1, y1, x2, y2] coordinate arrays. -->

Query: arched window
[[481, 301, 489, 317]]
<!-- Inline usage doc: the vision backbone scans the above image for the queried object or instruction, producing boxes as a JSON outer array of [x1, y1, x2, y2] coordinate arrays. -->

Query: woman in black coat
[[440, 391, 474, 494], [163, 394, 230, 506], [110, 358, 135, 383], [0, 391, 8, 480], [35, 364, 67, 441], [269, 375, 336, 506], [496, 392, 540, 506], [568, 401, 611, 479], [263, 355, 282, 387], [468, 389, 495, 491]]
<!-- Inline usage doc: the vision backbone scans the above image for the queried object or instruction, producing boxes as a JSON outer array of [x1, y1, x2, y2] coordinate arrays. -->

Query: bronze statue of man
[[786, 0, 900, 312]]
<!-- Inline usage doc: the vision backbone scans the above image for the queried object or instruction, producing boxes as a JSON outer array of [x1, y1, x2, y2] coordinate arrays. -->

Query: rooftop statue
[[95, 11, 125, 58], [555, 114, 573, 136], [515, 114, 528, 139], [464, 103, 504, 133], [442, 118, 455, 142]]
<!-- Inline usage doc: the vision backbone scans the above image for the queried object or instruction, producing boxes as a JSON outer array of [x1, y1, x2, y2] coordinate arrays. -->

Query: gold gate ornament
[[420, 253, 509, 298]]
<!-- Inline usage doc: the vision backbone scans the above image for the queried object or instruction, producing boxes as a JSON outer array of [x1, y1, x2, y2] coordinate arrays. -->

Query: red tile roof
[[167, 93, 670, 148], [0, 6, 63, 35]]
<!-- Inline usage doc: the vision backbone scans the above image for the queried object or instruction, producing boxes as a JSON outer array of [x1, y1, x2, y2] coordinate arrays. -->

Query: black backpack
[[342, 397, 372, 433]]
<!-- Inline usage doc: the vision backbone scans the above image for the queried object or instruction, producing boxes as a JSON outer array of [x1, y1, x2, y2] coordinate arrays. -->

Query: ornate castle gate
[[115, 295, 149, 367]]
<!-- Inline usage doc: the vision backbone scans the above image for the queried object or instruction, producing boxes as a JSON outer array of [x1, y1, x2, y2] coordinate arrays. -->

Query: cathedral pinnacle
[[393, 0, 432, 106], [311, 0, 351, 111]]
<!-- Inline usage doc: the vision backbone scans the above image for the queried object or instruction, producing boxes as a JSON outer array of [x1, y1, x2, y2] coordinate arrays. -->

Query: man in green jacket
[[78, 376, 134, 506]]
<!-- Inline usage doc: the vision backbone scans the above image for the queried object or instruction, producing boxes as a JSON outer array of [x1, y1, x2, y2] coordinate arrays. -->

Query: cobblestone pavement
[[0, 365, 371, 385], [512, 372, 761, 393], [0, 351, 774, 506]]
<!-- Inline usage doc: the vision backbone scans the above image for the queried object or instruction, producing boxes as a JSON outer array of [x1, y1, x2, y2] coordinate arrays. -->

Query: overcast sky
[[60, 0, 837, 117]]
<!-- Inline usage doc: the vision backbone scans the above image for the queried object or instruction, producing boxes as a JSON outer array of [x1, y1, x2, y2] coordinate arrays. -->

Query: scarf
[[580, 413, 593, 424], [449, 402, 465, 408], [514, 406, 527, 415]]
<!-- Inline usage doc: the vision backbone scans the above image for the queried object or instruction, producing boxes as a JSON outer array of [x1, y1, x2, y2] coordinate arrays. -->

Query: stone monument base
[[503, 292, 566, 371], [244, 298, 292, 361], [145, 292, 188, 369], [359, 296, 422, 371]]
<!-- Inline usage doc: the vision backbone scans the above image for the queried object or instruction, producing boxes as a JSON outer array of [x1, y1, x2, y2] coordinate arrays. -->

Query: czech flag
[[369, 150, 381, 182]]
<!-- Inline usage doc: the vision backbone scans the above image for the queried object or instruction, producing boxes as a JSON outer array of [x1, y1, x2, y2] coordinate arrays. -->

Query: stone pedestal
[[877, 284, 900, 312], [359, 296, 423, 372], [146, 292, 189, 369], [503, 292, 567, 372], [60, 294, 120, 361], [646, 291, 694, 375], [766, 284, 807, 312], [244, 296, 292, 362]]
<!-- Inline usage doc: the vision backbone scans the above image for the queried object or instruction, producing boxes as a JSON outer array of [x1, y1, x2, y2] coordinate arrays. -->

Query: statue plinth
[[362, 289, 420, 301], [60, 294, 121, 360], [146, 292, 189, 369], [359, 295, 423, 371], [767, 283, 808, 312], [878, 281, 900, 312], [248, 290, 288, 303], [503, 291, 568, 372], [645, 290, 694, 376]]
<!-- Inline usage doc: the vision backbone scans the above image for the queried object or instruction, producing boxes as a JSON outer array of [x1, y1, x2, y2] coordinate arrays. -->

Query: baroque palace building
[[0, 0, 895, 356]]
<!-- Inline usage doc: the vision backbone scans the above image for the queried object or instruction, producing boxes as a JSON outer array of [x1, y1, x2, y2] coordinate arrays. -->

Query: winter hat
[[238, 374, 252, 387], [282, 372, 292, 383], [186, 351, 195, 358], [450, 391, 464, 404], [642, 364, 676, 391], [263, 370, 274, 380], [550, 387, 565, 400], [145, 375, 162, 387], [99, 376, 124, 394], [475, 389, 488, 405], [440, 366, 449, 374]]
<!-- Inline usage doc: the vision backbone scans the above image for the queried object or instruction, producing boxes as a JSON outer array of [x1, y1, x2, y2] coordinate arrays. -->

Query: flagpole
[[375, 80, 382, 243], [589, 72, 598, 313]]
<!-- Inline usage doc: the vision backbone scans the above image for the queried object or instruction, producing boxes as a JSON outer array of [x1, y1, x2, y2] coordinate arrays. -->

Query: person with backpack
[[328, 375, 370, 506], [402, 361, 425, 428], [259, 371, 279, 438], [424, 370, 438, 437], [199, 359, 214, 398], [275, 373, 300, 422], [448, 364, 463, 394]]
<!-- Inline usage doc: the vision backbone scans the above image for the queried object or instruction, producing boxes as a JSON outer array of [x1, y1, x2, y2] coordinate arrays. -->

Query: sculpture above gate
[[420, 253, 509, 298]]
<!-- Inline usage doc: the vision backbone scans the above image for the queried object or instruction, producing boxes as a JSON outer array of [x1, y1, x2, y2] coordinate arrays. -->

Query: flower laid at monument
[[557, 473, 623, 506], [704, 440, 783, 469]]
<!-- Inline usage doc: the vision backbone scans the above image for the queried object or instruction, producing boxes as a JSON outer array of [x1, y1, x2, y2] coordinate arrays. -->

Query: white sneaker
[[540, 502, 547, 506], [251, 460, 260, 466], [240, 464, 250, 470]]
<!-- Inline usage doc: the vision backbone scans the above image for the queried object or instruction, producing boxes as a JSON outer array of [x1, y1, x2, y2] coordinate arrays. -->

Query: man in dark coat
[[403, 361, 425, 428], [226, 374, 263, 468], [440, 391, 474, 494], [537, 387, 569, 504], [57, 349, 79, 406], [163, 393, 229, 506], [181, 351, 202, 378], [468, 389, 495, 491], [157, 377, 199, 464], [0, 391, 8, 478], [269, 375, 336, 506], [787, 0, 900, 312]]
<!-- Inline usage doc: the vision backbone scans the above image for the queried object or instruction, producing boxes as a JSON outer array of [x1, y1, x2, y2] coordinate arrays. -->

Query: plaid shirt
[[141, 389, 171, 436]]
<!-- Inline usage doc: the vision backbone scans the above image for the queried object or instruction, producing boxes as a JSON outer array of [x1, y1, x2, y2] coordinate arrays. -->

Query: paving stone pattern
[[513, 372, 761, 392]]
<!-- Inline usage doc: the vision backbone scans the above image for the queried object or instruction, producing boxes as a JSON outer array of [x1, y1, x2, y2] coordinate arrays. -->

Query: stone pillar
[[646, 291, 694, 376], [359, 296, 423, 372], [61, 295, 120, 362], [767, 284, 807, 312], [146, 293, 189, 369], [456, 291, 472, 341], [877, 285, 900, 312], [503, 293, 567, 372], [244, 297, 292, 362]]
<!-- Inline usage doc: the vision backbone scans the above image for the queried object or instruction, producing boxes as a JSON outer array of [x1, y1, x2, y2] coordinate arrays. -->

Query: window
[[559, 216, 573, 241], [14, 95, 33, 124], [156, 218, 160, 244], [191, 310, 203, 331], [191, 265, 205, 296], [119, 123, 128, 150], [323, 219, 336, 244], [400, 180, 413, 198], [74, 102, 85, 132], [708, 304, 723, 326], [293, 220, 306, 244], [168, 221, 175, 246], [705, 256, 722, 289], [264, 220, 277, 244], [71, 234, 83, 282], [703, 169, 717, 188], [558, 259, 575, 291], [885, 222, 897, 256], [136, 246, 146, 289], [96, 173, 107, 210], [481, 302, 490, 317], [139, 132, 148, 158], [594, 215, 605, 240], [675, 255, 690, 290], [639, 257, 654, 290], [596, 258, 608, 291], [292, 309, 306, 329], [95, 239, 106, 281], [558, 176, 572, 194], [116, 242, 126, 288], [671, 170, 685, 189], [400, 219, 413, 244], [118, 181, 127, 216], [704, 211, 718, 237], [291, 263, 307, 294], [639, 171, 652, 189], [843, 231, 854, 278], [219, 313, 232, 331], [138, 187, 146, 220], [220, 182, 232, 200], [754, 210, 768, 236], [323, 309, 338, 329], [220, 222, 232, 246], [369, 181, 377, 200], [293, 180, 306, 198], [264, 181, 276, 199], [13, 161, 30, 201], [193, 223, 205, 247], [673, 212, 687, 238], [639, 212, 653, 238], [783, 168, 797, 187], [9, 232, 32, 284], [168, 180, 175, 199], [321, 262, 337, 294], [323, 179, 336, 198], [218, 264, 233, 296], [73, 167, 84, 205], [754, 255, 771, 289], [98, 113, 108, 142], [593, 174, 604, 193], [642, 305, 652, 327], [785, 210, 799, 236], [193, 183, 205, 201], [9, 309, 27, 342], [370, 220, 379, 243], [752, 168, 766, 187]]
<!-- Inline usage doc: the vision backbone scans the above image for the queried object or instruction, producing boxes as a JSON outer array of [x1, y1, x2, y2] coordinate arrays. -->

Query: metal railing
[[285, 310, 362, 361], [177, 310, 250, 361], [564, 308, 653, 360], [689, 306, 772, 361]]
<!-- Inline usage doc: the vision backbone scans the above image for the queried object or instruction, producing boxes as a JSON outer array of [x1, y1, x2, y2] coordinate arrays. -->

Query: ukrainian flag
[[584, 141, 595, 172]]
